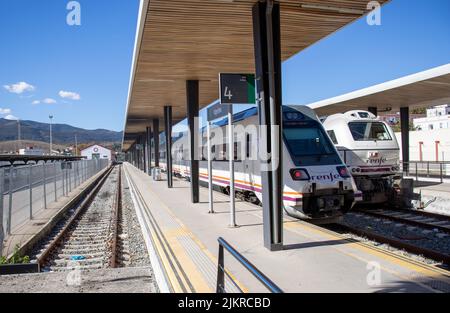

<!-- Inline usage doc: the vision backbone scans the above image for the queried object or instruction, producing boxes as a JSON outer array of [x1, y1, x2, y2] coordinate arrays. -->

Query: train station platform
[[1, 168, 109, 259], [123, 163, 450, 293]]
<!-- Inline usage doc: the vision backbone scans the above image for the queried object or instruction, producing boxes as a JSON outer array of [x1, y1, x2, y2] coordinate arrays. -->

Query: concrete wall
[[395, 129, 450, 162]]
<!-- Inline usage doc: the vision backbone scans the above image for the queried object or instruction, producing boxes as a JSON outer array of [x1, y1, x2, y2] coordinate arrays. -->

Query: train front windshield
[[283, 121, 341, 166], [348, 122, 392, 141]]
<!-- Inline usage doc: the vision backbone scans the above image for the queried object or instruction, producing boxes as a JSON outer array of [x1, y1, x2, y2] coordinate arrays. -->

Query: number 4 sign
[[219, 73, 256, 105]]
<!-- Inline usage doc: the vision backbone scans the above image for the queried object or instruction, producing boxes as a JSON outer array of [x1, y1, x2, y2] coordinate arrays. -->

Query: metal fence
[[401, 161, 450, 183], [0, 159, 109, 252]]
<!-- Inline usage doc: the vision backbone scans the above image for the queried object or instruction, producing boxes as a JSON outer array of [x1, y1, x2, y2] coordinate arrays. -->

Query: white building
[[413, 105, 450, 131], [19, 147, 45, 156], [81, 144, 112, 160], [395, 128, 450, 162]]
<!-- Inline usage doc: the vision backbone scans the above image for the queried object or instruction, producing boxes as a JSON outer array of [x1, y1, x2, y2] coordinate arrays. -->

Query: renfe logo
[[310, 173, 341, 182], [366, 157, 387, 165]]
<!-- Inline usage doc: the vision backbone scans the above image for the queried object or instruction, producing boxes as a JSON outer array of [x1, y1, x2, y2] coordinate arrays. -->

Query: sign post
[[207, 121, 214, 214], [227, 105, 236, 228], [219, 73, 256, 228], [207, 101, 231, 215]]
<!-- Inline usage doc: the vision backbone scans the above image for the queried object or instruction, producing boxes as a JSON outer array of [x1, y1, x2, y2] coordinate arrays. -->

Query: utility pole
[[75, 134, 78, 156], [49, 115, 53, 155], [17, 119, 21, 154]]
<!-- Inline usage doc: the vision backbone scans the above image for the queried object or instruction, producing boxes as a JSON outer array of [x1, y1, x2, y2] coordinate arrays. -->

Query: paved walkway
[[124, 163, 450, 293]]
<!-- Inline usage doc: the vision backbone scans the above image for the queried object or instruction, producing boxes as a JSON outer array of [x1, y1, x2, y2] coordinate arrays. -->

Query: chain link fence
[[1, 159, 109, 254]]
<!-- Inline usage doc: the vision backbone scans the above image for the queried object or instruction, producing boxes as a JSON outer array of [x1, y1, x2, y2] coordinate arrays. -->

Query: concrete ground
[[0, 267, 156, 293], [123, 163, 450, 293]]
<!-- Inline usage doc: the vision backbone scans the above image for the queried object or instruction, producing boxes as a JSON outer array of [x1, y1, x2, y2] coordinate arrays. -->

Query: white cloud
[[43, 98, 57, 104], [59, 90, 80, 100], [4, 114, 19, 121], [4, 82, 35, 94], [32, 100, 41, 105], [0, 108, 12, 115]]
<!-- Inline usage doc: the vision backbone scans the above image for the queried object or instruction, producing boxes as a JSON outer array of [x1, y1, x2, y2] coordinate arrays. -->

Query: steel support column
[[187, 80, 200, 203], [146, 126, 152, 175], [400, 107, 410, 173], [153, 118, 160, 168], [142, 133, 147, 173], [368, 107, 378, 116], [164, 106, 173, 188], [252, 0, 283, 251]]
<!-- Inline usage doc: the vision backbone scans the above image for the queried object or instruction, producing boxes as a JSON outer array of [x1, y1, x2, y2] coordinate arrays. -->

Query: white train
[[322, 110, 401, 204], [158, 105, 360, 223]]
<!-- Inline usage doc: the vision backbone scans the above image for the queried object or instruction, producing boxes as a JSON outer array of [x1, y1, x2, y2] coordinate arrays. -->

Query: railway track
[[355, 208, 450, 234], [31, 165, 122, 271], [331, 208, 450, 267]]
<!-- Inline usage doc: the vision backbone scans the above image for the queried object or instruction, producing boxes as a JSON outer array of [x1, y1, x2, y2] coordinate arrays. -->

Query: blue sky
[[0, 0, 449, 132]]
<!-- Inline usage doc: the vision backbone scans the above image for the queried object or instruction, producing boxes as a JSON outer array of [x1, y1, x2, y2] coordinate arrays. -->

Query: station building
[[81, 144, 112, 160]]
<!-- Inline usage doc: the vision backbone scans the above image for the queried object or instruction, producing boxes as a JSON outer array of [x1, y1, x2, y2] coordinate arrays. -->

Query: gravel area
[[120, 168, 154, 268], [342, 212, 450, 265]]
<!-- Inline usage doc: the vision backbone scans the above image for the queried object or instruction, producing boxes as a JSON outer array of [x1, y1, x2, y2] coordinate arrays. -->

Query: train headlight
[[337, 166, 350, 178], [351, 167, 361, 174], [290, 169, 310, 181], [391, 166, 400, 172]]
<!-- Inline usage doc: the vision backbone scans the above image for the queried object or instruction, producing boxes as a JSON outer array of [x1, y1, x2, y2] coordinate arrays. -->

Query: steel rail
[[335, 223, 450, 265], [355, 209, 450, 234], [36, 166, 114, 267]]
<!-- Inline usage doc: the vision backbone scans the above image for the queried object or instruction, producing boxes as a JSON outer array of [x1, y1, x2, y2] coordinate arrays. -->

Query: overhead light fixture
[[379, 107, 393, 113], [300, 4, 365, 15]]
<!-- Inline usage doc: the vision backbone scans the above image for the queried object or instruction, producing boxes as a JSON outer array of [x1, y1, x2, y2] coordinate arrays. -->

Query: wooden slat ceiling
[[308, 65, 450, 116], [123, 0, 389, 150]]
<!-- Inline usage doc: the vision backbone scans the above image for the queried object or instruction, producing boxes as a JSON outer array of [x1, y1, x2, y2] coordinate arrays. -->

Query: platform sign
[[219, 73, 256, 105], [207, 102, 230, 122]]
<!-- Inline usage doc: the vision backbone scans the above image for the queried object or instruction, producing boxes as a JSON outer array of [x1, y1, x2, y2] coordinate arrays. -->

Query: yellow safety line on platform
[[127, 165, 248, 293], [284, 221, 450, 292]]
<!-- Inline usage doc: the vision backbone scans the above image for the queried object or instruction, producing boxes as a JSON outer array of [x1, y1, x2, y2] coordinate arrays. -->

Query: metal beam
[[142, 133, 147, 173], [153, 118, 160, 167], [164, 106, 173, 188], [368, 107, 378, 116], [400, 107, 410, 173], [146, 126, 152, 175], [252, 0, 283, 251], [187, 80, 200, 203]]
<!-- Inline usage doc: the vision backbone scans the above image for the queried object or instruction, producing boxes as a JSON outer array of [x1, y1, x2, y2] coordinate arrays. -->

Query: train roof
[[213, 105, 317, 128]]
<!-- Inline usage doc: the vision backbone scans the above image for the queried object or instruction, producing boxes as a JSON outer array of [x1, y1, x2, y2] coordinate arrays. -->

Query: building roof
[[307, 63, 450, 116], [80, 144, 111, 152], [123, 0, 389, 151]]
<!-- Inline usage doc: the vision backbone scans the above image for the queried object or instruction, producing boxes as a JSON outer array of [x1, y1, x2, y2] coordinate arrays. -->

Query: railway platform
[[1, 167, 109, 259], [123, 163, 450, 293]]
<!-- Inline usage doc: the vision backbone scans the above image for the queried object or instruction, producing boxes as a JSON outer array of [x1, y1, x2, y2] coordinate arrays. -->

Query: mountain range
[[0, 118, 122, 144]]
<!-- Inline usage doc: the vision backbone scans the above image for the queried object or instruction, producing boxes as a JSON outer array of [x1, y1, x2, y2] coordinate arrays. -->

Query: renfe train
[[322, 110, 401, 204], [158, 105, 359, 224]]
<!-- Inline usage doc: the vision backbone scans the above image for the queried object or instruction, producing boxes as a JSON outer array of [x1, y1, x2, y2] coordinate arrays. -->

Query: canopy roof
[[123, 0, 389, 150], [307, 63, 450, 116]]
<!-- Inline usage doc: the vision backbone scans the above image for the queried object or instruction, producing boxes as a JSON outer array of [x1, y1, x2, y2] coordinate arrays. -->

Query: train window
[[348, 122, 392, 141], [283, 122, 341, 166], [327, 130, 338, 145]]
